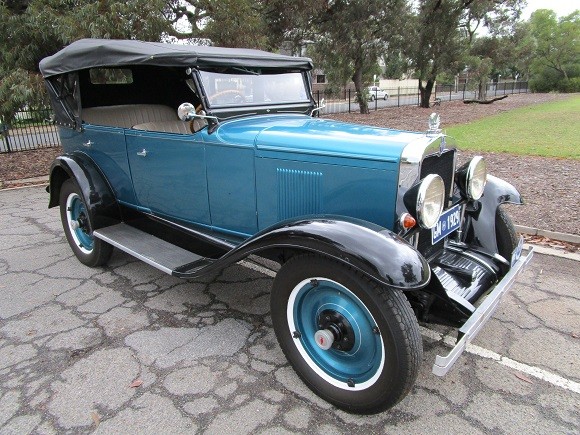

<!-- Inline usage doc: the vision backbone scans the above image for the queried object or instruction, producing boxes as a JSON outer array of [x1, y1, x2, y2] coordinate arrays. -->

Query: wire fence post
[[462, 83, 466, 100], [1, 123, 12, 153], [348, 89, 351, 113], [449, 85, 452, 101], [397, 87, 400, 107]]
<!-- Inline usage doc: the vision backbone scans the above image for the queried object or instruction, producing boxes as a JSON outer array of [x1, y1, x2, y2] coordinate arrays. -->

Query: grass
[[446, 95, 580, 159]]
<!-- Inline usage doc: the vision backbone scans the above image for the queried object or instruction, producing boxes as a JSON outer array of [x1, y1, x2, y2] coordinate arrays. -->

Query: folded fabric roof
[[39, 39, 313, 77]]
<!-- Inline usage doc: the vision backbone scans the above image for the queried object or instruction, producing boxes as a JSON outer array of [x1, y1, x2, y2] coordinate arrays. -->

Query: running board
[[93, 223, 206, 275]]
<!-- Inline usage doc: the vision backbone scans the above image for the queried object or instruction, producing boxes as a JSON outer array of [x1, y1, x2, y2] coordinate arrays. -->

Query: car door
[[125, 129, 211, 226], [68, 125, 138, 205]]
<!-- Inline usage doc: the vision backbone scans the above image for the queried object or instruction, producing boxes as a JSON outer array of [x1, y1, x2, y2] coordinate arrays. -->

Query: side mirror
[[310, 98, 326, 116], [178, 102, 195, 121]]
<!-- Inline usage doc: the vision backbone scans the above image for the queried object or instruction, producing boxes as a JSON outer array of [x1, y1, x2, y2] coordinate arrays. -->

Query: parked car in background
[[41, 39, 532, 414], [367, 85, 389, 101]]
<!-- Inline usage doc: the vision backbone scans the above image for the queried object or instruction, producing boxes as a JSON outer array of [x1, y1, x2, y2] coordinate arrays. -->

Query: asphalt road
[[0, 186, 578, 434]]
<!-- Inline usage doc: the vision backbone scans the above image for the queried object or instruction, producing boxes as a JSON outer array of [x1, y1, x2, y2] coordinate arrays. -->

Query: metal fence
[[1, 81, 528, 152], [314, 81, 529, 115], [1, 108, 60, 153]]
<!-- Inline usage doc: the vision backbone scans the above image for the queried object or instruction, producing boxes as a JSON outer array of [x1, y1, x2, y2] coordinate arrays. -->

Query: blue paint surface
[[67, 114, 429, 237]]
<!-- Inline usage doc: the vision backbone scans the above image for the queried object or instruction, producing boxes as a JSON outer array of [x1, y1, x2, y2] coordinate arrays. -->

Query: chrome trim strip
[[396, 134, 457, 223], [432, 247, 534, 376]]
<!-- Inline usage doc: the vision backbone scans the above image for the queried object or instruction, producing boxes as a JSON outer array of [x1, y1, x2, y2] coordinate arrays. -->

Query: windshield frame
[[196, 68, 312, 111]]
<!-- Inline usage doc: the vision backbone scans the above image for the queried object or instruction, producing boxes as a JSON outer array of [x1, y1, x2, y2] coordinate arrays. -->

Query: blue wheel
[[59, 179, 113, 267], [271, 254, 422, 414], [65, 190, 94, 254], [288, 278, 384, 390]]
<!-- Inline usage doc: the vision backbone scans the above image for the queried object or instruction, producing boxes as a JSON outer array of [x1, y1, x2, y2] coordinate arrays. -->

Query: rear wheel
[[271, 254, 422, 414], [495, 206, 518, 260], [59, 179, 113, 267]]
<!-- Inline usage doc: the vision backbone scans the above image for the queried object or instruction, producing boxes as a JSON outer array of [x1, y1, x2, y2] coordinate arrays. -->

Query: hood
[[212, 114, 436, 162]]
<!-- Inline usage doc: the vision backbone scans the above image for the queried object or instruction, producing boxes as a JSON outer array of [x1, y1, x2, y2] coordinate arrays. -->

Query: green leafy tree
[[0, 0, 169, 124], [311, 0, 409, 114], [465, 55, 493, 99], [406, 0, 524, 108], [382, 49, 413, 80], [528, 9, 579, 91], [164, 0, 324, 50]]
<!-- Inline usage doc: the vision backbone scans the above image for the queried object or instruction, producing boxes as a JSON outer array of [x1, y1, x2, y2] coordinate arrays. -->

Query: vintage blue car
[[40, 39, 532, 414]]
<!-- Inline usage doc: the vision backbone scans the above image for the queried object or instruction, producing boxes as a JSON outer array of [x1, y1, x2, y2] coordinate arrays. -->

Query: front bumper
[[432, 246, 534, 376]]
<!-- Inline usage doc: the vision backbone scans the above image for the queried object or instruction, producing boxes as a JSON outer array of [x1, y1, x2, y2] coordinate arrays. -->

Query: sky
[[521, 0, 578, 19]]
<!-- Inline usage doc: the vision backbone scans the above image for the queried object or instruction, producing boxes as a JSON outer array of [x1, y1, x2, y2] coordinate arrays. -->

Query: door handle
[[136, 149, 148, 157], [83, 140, 93, 148]]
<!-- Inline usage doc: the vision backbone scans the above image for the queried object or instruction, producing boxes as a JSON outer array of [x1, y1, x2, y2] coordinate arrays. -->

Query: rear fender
[[463, 175, 523, 254], [201, 217, 431, 290], [48, 154, 120, 230]]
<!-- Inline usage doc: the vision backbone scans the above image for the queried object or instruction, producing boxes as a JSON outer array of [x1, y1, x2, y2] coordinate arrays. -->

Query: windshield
[[199, 70, 309, 107]]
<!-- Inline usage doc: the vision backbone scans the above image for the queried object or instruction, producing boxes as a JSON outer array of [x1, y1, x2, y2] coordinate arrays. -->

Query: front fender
[[464, 174, 523, 254], [48, 153, 120, 230], [178, 217, 431, 289]]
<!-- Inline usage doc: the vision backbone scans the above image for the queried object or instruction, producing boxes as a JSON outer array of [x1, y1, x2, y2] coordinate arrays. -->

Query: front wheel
[[271, 254, 422, 414], [59, 179, 113, 267], [495, 206, 518, 260]]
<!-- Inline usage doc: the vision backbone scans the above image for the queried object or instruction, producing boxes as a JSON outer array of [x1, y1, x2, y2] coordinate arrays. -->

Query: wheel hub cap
[[314, 329, 334, 350], [316, 309, 355, 352]]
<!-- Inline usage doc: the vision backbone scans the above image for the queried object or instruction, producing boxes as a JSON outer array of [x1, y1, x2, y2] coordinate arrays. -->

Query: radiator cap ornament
[[428, 112, 441, 133]]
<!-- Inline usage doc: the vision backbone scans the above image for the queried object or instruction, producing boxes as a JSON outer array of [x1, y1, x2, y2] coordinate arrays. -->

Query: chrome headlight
[[457, 156, 487, 200], [404, 174, 445, 229]]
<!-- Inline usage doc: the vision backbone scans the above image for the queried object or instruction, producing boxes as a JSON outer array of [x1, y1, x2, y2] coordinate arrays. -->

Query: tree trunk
[[352, 61, 368, 114], [478, 80, 487, 101], [419, 79, 434, 108]]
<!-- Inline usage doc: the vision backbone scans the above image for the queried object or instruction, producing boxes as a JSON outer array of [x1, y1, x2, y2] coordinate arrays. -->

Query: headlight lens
[[404, 174, 445, 229], [466, 156, 487, 200]]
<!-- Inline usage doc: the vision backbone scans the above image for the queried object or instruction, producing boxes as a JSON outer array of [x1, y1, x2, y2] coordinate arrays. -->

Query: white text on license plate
[[432, 205, 461, 244]]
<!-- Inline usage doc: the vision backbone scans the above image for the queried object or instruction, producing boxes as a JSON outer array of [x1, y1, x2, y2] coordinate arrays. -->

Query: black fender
[[463, 174, 523, 254], [176, 217, 431, 290], [47, 153, 121, 231]]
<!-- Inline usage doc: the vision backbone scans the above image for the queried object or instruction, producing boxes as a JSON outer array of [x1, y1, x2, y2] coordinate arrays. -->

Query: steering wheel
[[209, 89, 245, 105]]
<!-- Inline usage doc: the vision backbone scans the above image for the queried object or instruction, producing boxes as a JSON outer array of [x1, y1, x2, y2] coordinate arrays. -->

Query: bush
[[557, 77, 580, 93]]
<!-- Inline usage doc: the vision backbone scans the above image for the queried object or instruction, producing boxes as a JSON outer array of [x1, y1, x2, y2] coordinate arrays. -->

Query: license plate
[[432, 205, 461, 244], [511, 236, 524, 267]]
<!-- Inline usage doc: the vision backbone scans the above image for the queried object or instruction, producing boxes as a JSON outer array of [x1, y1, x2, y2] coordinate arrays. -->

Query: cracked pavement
[[0, 186, 578, 434]]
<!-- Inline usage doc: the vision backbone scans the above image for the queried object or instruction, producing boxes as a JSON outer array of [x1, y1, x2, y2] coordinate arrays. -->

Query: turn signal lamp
[[400, 213, 417, 230]]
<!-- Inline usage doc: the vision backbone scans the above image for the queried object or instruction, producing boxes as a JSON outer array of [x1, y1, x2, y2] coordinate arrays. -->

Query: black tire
[[370, 95, 376, 101], [383, 94, 389, 101], [59, 179, 113, 267], [495, 206, 518, 261], [271, 254, 422, 414]]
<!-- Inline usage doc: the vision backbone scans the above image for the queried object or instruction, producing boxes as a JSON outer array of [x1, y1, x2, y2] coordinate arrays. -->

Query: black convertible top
[[39, 39, 313, 77]]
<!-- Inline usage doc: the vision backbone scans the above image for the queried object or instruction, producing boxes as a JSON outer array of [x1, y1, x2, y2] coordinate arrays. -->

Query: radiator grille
[[416, 150, 456, 257]]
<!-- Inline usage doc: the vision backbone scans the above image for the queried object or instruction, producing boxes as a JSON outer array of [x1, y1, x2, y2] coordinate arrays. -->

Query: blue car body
[[61, 115, 423, 237]]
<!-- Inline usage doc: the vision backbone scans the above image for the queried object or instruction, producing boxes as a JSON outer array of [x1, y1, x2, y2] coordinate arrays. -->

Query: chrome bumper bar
[[432, 246, 534, 376]]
